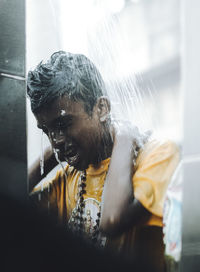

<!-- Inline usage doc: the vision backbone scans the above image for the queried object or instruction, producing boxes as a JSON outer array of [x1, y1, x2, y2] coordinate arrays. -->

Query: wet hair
[[27, 51, 107, 114]]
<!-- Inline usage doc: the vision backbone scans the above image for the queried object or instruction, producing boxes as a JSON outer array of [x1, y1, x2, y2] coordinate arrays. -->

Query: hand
[[113, 120, 151, 162]]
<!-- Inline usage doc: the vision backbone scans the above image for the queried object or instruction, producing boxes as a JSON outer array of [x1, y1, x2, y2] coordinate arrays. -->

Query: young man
[[27, 51, 179, 271]]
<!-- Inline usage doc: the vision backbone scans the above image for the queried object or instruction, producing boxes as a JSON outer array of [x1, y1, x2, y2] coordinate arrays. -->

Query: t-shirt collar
[[86, 157, 110, 175]]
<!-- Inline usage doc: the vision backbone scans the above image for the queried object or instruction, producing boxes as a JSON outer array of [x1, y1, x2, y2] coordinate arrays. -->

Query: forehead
[[34, 95, 87, 126]]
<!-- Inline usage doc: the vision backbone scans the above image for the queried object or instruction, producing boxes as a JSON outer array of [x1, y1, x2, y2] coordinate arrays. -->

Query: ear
[[95, 96, 111, 122]]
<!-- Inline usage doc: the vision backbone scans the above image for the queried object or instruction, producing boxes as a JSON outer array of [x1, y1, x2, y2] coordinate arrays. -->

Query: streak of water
[[53, 148, 72, 211], [38, 192, 41, 202], [86, 12, 156, 134], [40, 130, 44, 176]]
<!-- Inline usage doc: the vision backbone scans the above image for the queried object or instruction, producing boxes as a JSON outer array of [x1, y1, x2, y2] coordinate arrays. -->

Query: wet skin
[[34, 95, 113, 171]]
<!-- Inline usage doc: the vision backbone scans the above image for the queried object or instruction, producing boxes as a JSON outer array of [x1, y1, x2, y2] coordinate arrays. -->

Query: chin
[[65, 158, 89, 171]]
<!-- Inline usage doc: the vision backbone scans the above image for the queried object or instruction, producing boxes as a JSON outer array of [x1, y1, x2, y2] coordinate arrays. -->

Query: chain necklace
[[68, 170, 105, 247]]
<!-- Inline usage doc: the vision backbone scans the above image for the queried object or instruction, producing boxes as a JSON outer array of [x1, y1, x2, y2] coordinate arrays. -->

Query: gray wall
[[0, 0, 27, 200], [181, 0, 200, 270]]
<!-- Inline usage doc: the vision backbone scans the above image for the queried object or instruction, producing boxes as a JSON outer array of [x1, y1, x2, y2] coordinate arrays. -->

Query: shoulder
[[31, 163, 77, 194], [135, 139, 180, 171], [132, 139, 180, 217]]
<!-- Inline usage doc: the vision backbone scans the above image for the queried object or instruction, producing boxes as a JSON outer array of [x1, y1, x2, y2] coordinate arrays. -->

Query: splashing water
[[53, 148, 72, 210], [40, 130, 44, 176], [85, 9, 157, 135], [58, 0, 157, 134]]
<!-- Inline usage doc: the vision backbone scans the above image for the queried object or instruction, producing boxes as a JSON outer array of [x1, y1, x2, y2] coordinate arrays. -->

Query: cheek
[[83, 127, 101, 147], [63, 117, 101, 146], [73, 126, 97, 147]]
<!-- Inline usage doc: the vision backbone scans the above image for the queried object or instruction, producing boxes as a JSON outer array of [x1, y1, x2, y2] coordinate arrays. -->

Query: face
[[35, 95, 110, 170]]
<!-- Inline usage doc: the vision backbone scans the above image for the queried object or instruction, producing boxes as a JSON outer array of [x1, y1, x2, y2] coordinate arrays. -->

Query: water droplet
[[61, 109, 66, 116], [38, 193, 41, 201]]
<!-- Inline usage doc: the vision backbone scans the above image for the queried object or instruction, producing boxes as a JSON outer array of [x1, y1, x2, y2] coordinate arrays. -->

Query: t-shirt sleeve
[[30, 168, 64, 214], [132, 140, 180, 218]]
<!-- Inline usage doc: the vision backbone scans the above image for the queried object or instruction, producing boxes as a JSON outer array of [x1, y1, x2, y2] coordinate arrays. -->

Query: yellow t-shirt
[[133, 139, 180, 227], [33, 139, 179, 224], [32, 139, 179, 266]]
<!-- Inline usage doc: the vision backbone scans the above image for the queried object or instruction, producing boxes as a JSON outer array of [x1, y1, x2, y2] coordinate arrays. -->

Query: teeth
[[65, 152, 79, 166], [65, 146, 77, 157]]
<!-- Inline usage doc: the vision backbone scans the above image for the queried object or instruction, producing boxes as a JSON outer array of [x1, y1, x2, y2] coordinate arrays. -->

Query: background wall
[[0, 0, 27, 200], [180, 0, 200, 270]]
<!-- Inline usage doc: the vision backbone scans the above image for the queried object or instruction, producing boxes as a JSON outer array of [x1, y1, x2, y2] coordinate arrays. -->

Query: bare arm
[[100, 125, 150, 236], [28, 147, 58, 193]]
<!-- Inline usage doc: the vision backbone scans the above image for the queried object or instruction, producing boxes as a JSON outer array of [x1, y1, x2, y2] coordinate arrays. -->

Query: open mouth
[[64, 145, 80, 167]]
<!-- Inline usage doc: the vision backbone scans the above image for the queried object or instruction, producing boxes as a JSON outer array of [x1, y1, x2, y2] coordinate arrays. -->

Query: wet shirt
[[32, 139, 179, 270]]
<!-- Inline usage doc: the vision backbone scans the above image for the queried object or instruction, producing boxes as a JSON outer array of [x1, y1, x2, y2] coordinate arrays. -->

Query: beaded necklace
[[68, 170, 106, 247]]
